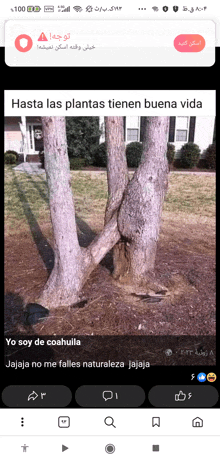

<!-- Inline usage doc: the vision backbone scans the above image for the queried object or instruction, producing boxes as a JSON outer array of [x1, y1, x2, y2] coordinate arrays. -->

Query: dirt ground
[[4, 215, 216, 339]]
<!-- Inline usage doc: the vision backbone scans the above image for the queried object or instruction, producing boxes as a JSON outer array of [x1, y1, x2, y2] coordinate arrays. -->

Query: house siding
[[4, 116, 43, 155], [99, 116, 215, 158], [4, 118, 22, 153], [193, 116, 216, 157]]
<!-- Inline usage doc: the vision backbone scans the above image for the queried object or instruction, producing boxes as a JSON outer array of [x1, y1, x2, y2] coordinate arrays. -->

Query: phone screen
[[1, 2, 218, 459]]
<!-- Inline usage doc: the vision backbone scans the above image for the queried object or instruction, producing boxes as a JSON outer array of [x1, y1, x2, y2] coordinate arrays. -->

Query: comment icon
[[102, 390, 113, 401]]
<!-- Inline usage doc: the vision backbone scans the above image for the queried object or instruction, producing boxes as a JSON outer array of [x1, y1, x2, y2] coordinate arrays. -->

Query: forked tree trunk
[[38, 117, 121, 308], [38, 116, 169, 309], [116, 117, 169, 290]]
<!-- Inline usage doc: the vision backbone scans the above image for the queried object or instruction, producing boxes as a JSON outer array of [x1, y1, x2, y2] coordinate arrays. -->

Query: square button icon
[[152, 445, 160, 452], [58, 416, 70, 428]]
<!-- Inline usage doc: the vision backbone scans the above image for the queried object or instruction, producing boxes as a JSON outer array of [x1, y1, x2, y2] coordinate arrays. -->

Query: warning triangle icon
[[38, 32, 48, 41], [62, 445, 69, 452]]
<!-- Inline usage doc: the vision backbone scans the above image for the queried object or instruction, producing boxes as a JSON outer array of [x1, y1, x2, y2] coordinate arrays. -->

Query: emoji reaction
[[207, 373, 217, 382], [197, 373, 206, 382]]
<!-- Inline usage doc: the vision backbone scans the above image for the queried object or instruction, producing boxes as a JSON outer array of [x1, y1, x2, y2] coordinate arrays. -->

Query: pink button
[[174, 34, 205, 52]]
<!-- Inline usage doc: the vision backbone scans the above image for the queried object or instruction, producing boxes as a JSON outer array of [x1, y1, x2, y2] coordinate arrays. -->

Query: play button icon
[[62, 445, 69, 452]]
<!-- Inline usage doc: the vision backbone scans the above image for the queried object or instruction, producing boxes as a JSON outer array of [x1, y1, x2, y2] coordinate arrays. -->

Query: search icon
[[104, 416, 116, 428]]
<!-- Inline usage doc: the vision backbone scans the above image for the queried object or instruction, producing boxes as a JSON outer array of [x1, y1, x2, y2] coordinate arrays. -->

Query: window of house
[[175, 117, 189, 142], [176, 130, 188, 141], [127, 129, 139, 142]]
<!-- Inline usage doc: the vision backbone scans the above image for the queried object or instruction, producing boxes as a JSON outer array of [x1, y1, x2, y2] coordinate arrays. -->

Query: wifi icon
[[73, 5, 83, 12]]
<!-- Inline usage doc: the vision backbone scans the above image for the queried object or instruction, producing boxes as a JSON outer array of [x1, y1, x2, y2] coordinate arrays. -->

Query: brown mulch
[[4, 225, 216, 338]]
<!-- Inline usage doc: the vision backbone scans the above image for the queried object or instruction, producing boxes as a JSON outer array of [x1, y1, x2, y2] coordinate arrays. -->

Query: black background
[[2, 47, 218, 408]]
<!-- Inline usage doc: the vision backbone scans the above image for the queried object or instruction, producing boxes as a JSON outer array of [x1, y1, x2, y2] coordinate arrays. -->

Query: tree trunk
[[38, 117, 84, 306], [116, 117, 169, 290], [38, 116, 169, 309], [38, 117, 121, 308], [104, 117, 129, 279]]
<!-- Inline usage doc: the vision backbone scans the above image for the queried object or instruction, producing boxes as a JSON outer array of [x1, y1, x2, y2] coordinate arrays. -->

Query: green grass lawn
[[164, 173, 215, 217], [4, 166, 215, 236]]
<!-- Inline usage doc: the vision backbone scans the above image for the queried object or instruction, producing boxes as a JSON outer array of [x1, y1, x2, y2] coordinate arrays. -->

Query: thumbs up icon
[[175, 390, 186, 401]]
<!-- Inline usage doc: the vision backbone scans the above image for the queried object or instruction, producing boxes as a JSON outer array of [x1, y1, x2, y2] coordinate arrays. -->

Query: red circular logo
[[15, 34, 33, 52]]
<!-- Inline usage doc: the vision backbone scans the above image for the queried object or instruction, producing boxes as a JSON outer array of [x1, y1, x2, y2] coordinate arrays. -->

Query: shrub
[[4, 150, 19, 161], [173, 158, 182, 169], [179, 142, 201, 169], [197, 158, 207, 169], [69, 158, 86, 170], [204, 143, 216, 170], [39, 150, 45, 169], [167, 143, 175, 165], [4, 153, 17, 164], [38, 151, 87, 170], [66, 117, 101, 165], [92, 142, 107, 167], [126, 142, 143, 168]]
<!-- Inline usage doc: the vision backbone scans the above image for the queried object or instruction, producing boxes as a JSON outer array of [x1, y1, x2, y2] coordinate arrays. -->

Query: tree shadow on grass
[[22, 173, 97, 250], [17, 171, 114, 272], [12, 170, 54, 275], [25, 173, 49, 204], [12, 171, 114, 281], [25, 173, 98, 247]]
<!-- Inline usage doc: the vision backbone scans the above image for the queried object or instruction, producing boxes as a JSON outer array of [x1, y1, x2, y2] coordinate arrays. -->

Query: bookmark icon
[[152, 417, 160, 427]]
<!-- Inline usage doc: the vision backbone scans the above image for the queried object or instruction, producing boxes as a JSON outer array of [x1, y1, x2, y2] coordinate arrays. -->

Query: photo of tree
[[4, 116, 216, 364]]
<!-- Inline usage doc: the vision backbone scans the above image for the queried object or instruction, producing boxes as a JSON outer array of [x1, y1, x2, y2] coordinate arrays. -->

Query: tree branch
[[86, 211, 120, 268]]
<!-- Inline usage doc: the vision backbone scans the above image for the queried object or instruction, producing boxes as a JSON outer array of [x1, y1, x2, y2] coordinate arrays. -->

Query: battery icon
[[27, 6, 41, 11]]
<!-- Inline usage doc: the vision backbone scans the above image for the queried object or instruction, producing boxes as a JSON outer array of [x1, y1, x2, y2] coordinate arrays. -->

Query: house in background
[[4, 116, 43, 162], [4, 116, 216, 162], [99, 116, 216, 157]]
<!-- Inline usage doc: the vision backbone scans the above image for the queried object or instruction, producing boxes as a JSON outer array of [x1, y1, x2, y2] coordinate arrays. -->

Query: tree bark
[[38, 116, 169, 309], [104, 117, 129, 279], [116, 117, 169, 290], [104, 117, 129, 223], [38, 117, 84, 306], [38, 117, 121, 308]]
